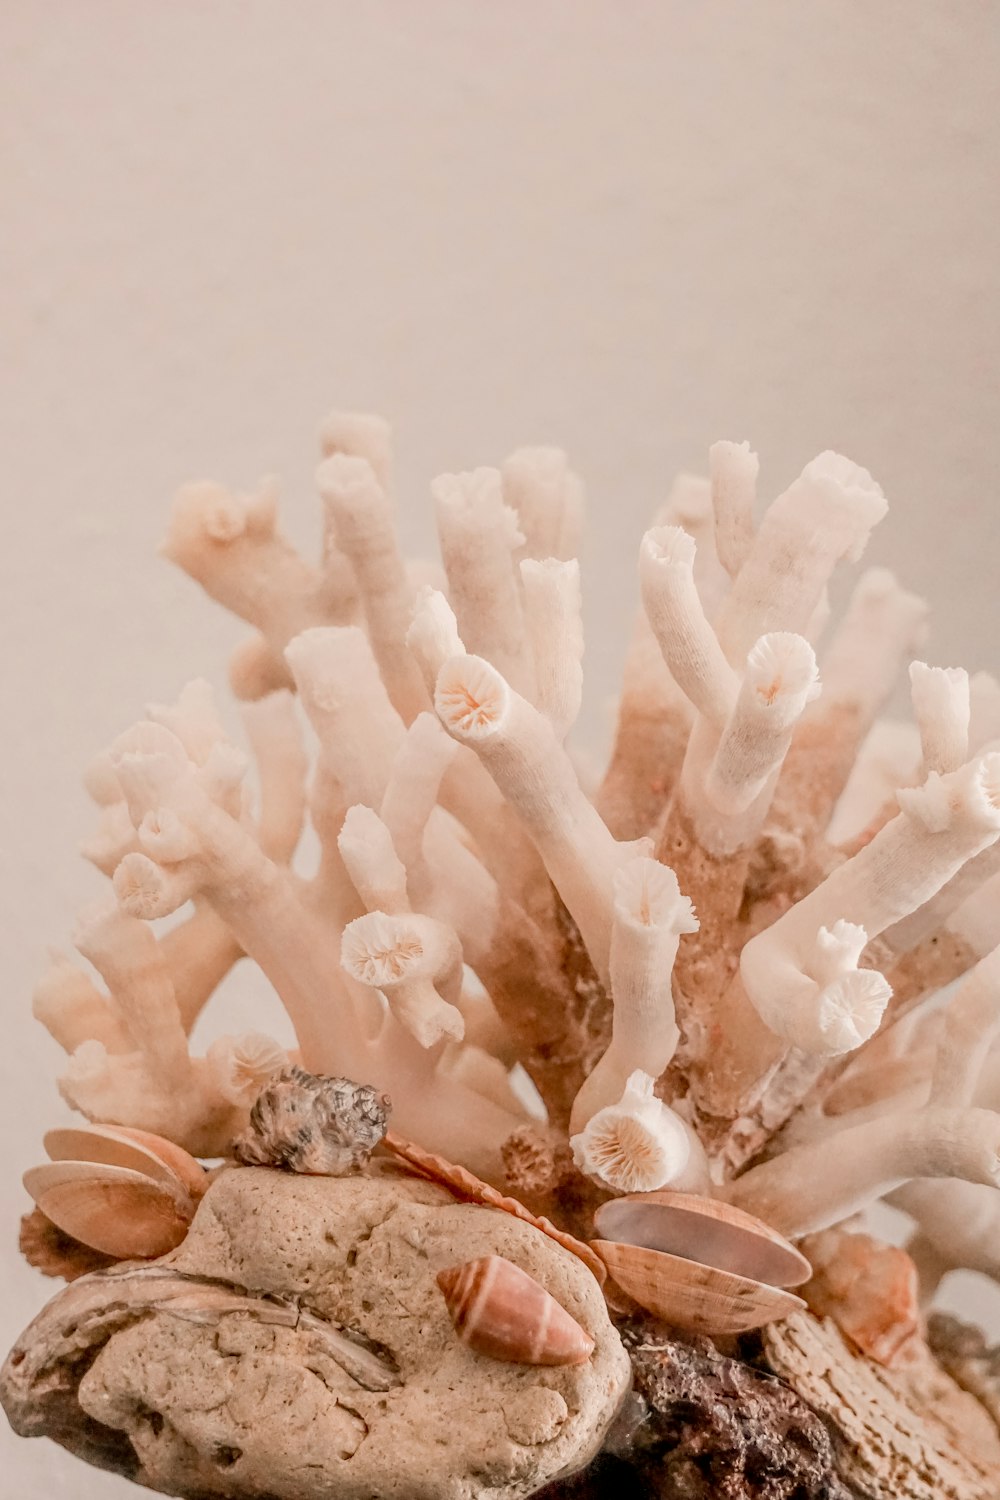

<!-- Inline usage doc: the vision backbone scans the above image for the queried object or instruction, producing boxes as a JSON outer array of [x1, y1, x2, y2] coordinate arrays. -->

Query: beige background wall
[[3, 2, 999, 1491]]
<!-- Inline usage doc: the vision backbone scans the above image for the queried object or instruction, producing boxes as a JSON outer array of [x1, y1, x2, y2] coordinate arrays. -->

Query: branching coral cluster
[[32, 410, 1000, 1302]]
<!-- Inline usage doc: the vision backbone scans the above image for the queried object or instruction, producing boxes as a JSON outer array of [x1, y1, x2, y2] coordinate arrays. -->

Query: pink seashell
[[436, 1254, 594, 1366]]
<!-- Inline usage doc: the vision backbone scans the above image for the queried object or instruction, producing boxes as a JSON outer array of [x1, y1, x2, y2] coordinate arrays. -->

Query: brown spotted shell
[[437, 1254, 594, 1365], [382, 1130, 606, 1285], [235, 1067, 390, 1174]]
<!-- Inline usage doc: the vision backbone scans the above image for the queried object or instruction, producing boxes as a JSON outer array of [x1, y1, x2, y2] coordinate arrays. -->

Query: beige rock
[[5, 1164, 630, 1500]]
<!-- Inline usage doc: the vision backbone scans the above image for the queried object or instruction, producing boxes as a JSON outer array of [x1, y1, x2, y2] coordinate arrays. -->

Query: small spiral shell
[[436, 1254, 594, 1366], [234, 1067, 390, 1175]]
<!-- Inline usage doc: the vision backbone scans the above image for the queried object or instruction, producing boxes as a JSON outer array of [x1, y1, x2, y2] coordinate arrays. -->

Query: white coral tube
[[930, 941, 1000, 1107], [714, 453, 888, 666], [158, 905, 243, 1034], [317, 452, 427, 722], [501, 445, 584, 562], [741, 753, 1000, 1054], [162, 479, 355, 698], [341, 910, 465, 1047], [571, 1071, 709, 1195], [32, 957, 131, 1055], [728, 1106, 1000, 1238], [569, 857, 698, 1133], [433, 467, 532, 692], [379, 712, 458, 875], [435, 653, 642, 979], [709, 439, 757, 579], [338, 804, 411, 916], [701, 633, 819, 845], [910, 661, 971, 777], [520, 558, 584, 740], [318, 408, 393, 492], [241, 691, 308, 865], [406, 587, 465, 698], [73, 906, 193, 1094], [639, 526, 738, 728], [818, 569, 928, 719], [285, 625, 404, 815]]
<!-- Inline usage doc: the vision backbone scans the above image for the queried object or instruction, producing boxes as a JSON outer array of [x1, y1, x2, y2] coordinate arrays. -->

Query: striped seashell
[[383, 1130, 606, 1285], [436, 1254, 594, 1366]]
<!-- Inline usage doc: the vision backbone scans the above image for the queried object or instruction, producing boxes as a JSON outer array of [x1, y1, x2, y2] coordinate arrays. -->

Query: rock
[[2, 1163, 630, 1500], [535, 1315, 849, 1499]]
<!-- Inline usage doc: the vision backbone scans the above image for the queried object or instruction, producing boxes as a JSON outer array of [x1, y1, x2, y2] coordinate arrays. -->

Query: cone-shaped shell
[[591, 1239, 805, 1336], [594, 1190, 810, 1288], [43, 1125, 207, 1202], [23, 1161, 193, 1260], [384, 1131, 605, 1284], [436, 1254, 595, 1366]]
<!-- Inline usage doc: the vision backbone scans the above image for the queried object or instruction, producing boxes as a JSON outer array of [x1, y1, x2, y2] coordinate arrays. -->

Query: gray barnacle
[[233, 1067, 390, 1175]]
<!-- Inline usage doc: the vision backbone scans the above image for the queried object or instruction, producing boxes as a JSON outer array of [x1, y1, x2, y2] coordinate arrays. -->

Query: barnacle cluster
[[8, 410, 1000, 1497]]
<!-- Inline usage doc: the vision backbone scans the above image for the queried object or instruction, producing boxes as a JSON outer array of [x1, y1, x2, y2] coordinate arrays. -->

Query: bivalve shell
[[23, 1161, 193, 1260], [591, 1239, 806, 1336], [43, 1125, 207, 1202], [594, 1190, 810, 1288], [437, 1254, 595, 1366]]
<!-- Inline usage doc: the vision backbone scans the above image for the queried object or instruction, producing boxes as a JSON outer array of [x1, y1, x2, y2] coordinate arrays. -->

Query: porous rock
[[4, 1163, 630, 1499], [535, 1314, 849, 1499]]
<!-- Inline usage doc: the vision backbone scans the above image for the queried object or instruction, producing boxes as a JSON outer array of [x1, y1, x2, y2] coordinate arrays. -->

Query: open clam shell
[[594, 1190, 810, 1288], [591, 1238, 806, 1336], [43, 1125, 207, 1202], [383, 1131, 606, 1285], [23, 1161, 194, 1260]]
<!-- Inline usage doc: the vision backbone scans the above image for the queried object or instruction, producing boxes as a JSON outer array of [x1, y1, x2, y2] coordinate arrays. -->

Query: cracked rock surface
[[3, 1164, 630, 1499]]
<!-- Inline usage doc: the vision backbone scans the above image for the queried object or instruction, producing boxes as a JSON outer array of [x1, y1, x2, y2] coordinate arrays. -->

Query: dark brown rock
[[536, 1316, 851, 1500]]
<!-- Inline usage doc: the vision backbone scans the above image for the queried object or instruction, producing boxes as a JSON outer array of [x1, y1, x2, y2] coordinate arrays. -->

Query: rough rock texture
[[4, 1164, 630, 1500], [536, 1316, 849, 1499], [763, 1312, 1000, 1500]]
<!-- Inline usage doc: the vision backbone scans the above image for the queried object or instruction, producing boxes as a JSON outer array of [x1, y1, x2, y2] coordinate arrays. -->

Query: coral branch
[[709, 439, 758, 579], [729, 1106, 1000, 1238]]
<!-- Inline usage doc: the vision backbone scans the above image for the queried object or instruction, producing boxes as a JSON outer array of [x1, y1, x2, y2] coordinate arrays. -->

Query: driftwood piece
[[763, 1312, 1000, 1500]]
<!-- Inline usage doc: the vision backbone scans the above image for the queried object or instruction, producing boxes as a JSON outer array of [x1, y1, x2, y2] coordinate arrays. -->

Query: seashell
[[43, 1124, 207, 1203], [799, 1228, 919, 1366], [436, 1254, 594, 1365], [23, 1161, 194, 1260], [591, 1239, 806, 1336], [382, 1130, 606, 1285], [234, 1067, 390, 1174], [594, 1189, 811, 1288]]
